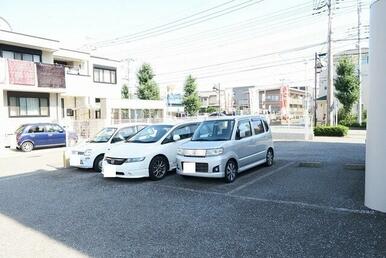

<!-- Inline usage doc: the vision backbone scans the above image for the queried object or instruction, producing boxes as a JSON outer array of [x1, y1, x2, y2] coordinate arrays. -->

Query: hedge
[[314, 125, 349, 137], [340, 121, 367, 129]]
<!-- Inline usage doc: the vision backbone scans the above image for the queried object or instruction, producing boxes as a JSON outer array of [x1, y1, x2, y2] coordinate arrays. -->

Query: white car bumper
[[101, 160, 149, 178], [69, 153, 93, 169]]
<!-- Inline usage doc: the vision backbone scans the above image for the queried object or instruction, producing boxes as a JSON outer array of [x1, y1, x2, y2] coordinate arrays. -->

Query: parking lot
[[0, 140, 385, 257]]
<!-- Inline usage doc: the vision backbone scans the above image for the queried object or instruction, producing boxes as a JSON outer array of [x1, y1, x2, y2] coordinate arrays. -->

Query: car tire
[[224, 159, 237, 183], [93, 155, 104, 172], [149, 156, 169, 181], [21, 141, 34, 152], [266, 148, 274, 167]]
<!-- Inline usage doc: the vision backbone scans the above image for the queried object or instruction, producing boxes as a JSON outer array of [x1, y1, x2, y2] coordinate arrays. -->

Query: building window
[[93, 66, 117, 84], [8, 93, 49, 117], [1, 50, 41, 63]]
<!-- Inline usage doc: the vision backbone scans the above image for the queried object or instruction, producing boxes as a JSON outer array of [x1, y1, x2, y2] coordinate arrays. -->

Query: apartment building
[[317, 48, 369, 120], [0, 28, 165, 146], [259, 86, 306, 124], [198, 89, 234, 114]]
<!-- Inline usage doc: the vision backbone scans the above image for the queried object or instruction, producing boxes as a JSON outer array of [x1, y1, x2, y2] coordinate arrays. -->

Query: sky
[[1, 0, 370, 93]]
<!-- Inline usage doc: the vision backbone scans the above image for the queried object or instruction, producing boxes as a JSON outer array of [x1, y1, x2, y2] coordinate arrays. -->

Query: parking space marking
[[229, 194, 375, 215], [226, 161, 296, 195], [156, 182, 375, 215]]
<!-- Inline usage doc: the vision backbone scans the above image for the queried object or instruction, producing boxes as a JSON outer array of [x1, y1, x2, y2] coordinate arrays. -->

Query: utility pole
[[357, 0, 362, 124], [326, 0, 335, 125], [314, 52, 318, 127], [213, 83, 221, 112]]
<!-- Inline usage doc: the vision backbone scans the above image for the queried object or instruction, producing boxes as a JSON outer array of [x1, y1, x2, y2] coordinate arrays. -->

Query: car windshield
[[128, 125, 172, 143], [192, 120, 235, 141], [90, 127, 117, 143]]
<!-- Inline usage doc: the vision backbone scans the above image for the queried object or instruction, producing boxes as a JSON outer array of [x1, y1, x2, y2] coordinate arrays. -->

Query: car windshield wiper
[[127, 140, 143, 143], [128, 140, 156, 143], [90, 140, 107, 143]]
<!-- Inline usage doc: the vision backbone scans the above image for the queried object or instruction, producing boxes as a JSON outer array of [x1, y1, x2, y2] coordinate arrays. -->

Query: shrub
[[338, 120, 367, 129], [349, 122, 367, 129], [314, 125, 349, 137]]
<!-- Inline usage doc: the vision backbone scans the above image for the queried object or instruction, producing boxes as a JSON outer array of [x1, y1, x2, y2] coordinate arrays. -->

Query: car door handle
[[48, 133, 53, 136]]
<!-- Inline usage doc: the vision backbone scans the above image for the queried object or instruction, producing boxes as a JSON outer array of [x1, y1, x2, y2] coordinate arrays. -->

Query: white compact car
[[102, 121, 200, 180], [70, 123, 147, 172], [176, 116, 274, 183]]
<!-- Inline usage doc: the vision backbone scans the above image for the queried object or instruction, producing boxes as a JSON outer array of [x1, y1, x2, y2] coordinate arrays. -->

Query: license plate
[[103, 164, 116, 177], [70, 155, 81, 166], [183, 162, 196, 173]]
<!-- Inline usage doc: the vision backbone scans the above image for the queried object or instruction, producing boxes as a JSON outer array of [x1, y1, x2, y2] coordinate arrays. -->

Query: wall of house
[[41, 51, 54, 64], [1, 91, 60, 145]]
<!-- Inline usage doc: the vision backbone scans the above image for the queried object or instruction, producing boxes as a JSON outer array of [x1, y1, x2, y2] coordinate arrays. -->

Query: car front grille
[[105, 157, 127, 165], [182, 162, 209, 173], [196, 163, 209, 172]]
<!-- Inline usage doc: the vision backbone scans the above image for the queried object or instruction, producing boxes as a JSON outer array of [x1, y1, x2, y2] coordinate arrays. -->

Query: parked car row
[[70, 116, 274, 183]]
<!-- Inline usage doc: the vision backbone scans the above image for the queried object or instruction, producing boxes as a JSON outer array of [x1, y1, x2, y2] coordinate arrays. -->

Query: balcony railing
[[65, 67, 89, 76]]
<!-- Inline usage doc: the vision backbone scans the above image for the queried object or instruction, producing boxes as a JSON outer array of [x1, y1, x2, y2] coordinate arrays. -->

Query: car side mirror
[[173, 134, 181, 141], [58, 130, 64, 133], [235, 129, 240, 140]]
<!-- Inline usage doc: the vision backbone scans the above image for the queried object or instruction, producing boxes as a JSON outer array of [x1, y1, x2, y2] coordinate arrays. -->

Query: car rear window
[[15, 125, 26, 134]]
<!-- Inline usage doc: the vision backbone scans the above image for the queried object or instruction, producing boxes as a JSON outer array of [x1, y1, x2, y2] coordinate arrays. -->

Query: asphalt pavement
[[0, 140, 385, 257]]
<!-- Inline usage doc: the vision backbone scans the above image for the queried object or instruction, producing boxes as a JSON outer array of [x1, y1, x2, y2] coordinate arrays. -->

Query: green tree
[[121, 84, 129, 99], [137, 63, 160, 100], [206, 106, 216, 113], [182, 75, 201, 116], [334, 57, 360, 119]]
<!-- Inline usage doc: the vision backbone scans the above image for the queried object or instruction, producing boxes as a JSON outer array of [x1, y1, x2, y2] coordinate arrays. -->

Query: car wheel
[[93, 155, 104, 172], [21, 141, 33, 152], [266, 148, 274, 167], [224, 160, 237, 183], [149, 156, 168, 181]]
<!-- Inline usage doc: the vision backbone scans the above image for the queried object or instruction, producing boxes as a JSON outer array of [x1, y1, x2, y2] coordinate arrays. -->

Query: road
[[0, 140, 385, 257]]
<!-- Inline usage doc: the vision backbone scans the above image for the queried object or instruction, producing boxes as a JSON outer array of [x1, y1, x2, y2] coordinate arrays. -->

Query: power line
[[94, 0, 264, 47], [92, 0, 237, 46], [156, 42, 326, 76], [116, 6, 360, 60], [127, 2, 314, 52], [157, 57, 314, 84]]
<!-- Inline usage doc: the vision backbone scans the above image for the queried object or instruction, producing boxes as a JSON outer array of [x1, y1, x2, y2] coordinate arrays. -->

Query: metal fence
[[65, 113, 313, 143]]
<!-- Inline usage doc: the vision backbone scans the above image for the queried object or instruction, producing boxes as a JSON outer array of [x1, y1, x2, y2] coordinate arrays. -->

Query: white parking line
[[156, 183, 375, 215], [229, 194, 375, 215], [226, 161, 296, 195]]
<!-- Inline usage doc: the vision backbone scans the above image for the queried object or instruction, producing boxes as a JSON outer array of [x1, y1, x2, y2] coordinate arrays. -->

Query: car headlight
[[206, 148, 224, 157], [125, 157, 145, 163], [84, 149, 92, 156], [177, 148, 183, 155]]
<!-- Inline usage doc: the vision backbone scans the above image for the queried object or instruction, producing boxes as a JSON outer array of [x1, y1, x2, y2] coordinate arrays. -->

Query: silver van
[[176, 116, 274, 183]]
